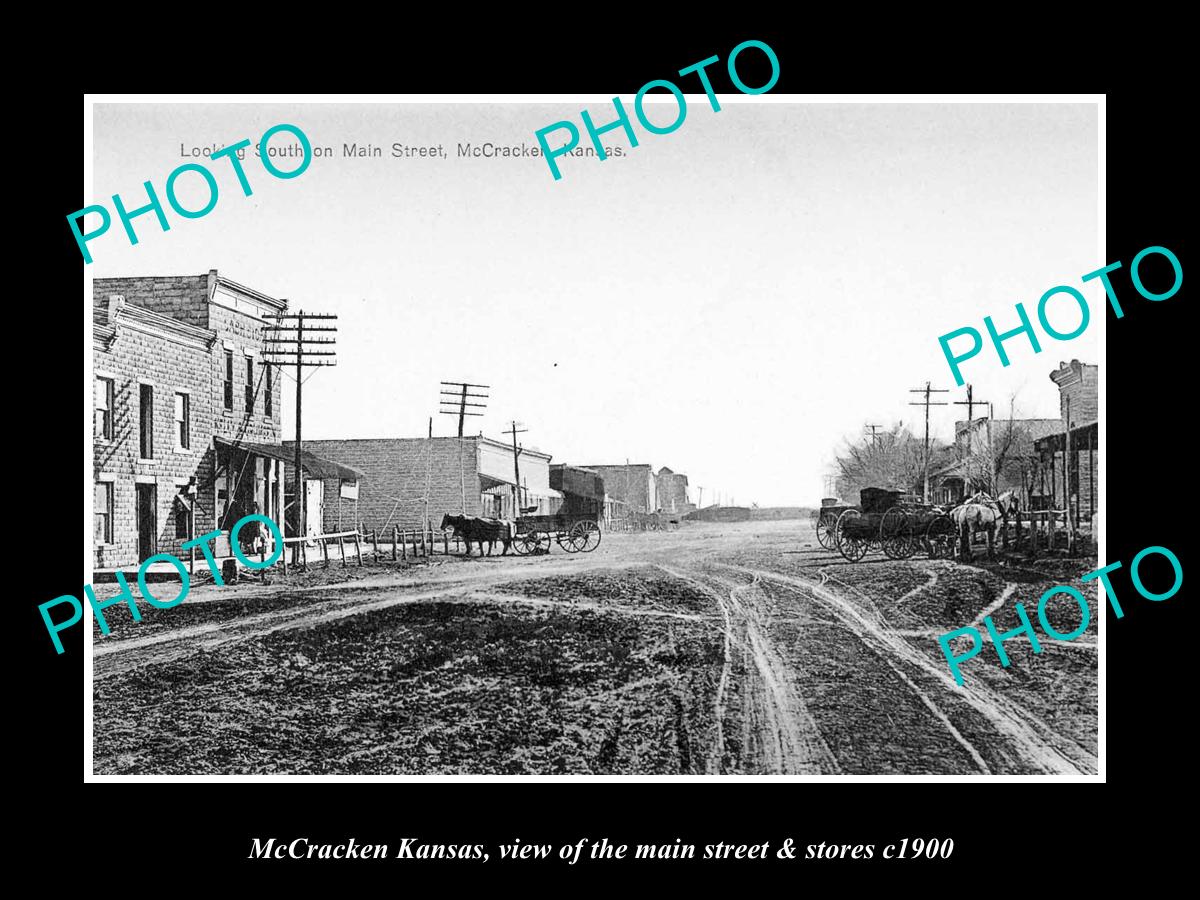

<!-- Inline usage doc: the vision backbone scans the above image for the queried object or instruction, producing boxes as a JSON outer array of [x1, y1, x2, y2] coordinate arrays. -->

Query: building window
[[245, 357, 255, 413], [264, 364, 273, 417], [174, 494, 192, 539], [223, 349, 234, 410], [139, 383, 154, 459], [94, 376, 114, 441], [94, 481, 113, 543], [174, 392, 190, 450]]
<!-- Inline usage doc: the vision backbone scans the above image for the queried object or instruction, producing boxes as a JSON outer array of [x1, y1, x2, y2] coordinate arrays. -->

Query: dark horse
[[440, 514, 513, 556]]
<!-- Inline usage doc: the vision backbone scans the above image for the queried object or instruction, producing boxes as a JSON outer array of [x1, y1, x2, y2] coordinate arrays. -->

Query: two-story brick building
[[92, 270, 308, 568]]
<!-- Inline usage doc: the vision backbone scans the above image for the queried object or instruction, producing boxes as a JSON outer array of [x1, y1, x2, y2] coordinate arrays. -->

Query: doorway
[[305, 479, 324, 537], [136, 482, 157, 562]]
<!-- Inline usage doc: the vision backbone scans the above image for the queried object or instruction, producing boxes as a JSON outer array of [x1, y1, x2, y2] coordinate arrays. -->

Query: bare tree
[[957, 394, 1039, 503], [834, 424, 943, 503]]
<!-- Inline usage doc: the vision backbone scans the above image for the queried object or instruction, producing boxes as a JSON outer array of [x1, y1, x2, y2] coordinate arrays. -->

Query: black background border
[[23, 27, 1189, 884]]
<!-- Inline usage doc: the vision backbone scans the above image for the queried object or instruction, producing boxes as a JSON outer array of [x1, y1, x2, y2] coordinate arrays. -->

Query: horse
[[439, 514, 514, 557], [949, 490, 1018, 561]]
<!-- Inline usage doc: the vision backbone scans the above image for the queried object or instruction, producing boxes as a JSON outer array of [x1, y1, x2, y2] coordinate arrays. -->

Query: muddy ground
[[92, 521, 1098, 775]]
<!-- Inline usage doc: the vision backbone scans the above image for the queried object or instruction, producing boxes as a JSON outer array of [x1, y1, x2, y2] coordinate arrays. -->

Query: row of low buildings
[[930, 360, 1098, 526], [831, 359, 1098, 529], [92, 272, 697, 569]]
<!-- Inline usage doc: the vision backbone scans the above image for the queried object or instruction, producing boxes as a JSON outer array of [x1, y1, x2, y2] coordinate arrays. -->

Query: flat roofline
[[578, 463, 653, 469], [214, 273, 288, 310], [288, 435, 554, 460]]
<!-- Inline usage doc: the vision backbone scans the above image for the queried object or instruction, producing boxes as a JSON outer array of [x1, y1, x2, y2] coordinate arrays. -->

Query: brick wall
[[95, 274, 285, 447], [1055, 362, 1098, 426], [655, 470, 690, 513], [581, 464, 656, 512], [208, 302, 282, 445], [293, 438, 483, 532], [93, 309, 215, 568], [93, 275, 211, 328]]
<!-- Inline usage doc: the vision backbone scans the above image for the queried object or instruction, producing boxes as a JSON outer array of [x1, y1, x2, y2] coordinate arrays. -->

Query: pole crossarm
[[262, 328, 338, 336], [441, 380, 489, 437]]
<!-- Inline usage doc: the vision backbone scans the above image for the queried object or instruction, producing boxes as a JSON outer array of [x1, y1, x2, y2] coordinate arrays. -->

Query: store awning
[[480, 473, 516, 491], [1033, 420, 1098, 454], [215, 437, 363, 481]]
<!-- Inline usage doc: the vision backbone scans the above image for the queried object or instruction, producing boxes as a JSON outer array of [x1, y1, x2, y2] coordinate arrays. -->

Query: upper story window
[[139, 383, 154, 459], [174, 392, 190, 450], [94, 376, 114, 441], [223, 349, 234, 410], [245, 357, 255, 413]]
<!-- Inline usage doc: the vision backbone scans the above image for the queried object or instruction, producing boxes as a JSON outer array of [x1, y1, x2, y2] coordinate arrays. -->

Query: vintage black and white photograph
[[85, 98, 1100, 776]]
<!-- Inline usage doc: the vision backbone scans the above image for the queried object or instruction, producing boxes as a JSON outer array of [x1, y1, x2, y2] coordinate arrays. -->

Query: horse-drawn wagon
[[817, 488, 957, 562], [512, 512, 602, 555]]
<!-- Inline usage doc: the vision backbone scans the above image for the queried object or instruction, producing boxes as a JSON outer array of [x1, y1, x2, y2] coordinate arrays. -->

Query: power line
[[909, 381, 949, 503], [503, 421, 529, 516], [439, 381, 490, 437], [261, 309, 338, 566], [953, 384, 994, 494]]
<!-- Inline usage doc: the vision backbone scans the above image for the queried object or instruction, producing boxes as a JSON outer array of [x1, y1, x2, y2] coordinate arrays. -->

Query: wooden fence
[[986, 508, 1093, 556], [265, 523, 464, 574]]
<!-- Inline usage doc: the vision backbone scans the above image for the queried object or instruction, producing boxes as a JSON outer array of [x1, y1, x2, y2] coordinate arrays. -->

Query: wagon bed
[[810, 489, 956, 561], [514, 513, 602, 554]]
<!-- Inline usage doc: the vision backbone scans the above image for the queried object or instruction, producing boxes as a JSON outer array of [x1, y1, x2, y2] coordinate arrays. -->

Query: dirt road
[[92, 520, 1097, 775]]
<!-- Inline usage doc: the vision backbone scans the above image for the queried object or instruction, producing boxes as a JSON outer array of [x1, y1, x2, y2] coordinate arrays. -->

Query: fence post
[[300, 537, 307, 570], [444, 531, 449, 555], [260, 544, 267, 581], [372, 529, 379, 557], [402, 530, 408, 561], [282, 541, 288, 575], [338, 534, 347, 567], [393, 525, 399, 561], [321, 537, 330, 568], [354, 531, 364, 566], [421, 527, 427, 556]]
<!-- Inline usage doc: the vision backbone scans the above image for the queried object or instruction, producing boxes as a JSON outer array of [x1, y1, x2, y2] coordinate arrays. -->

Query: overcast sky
[[89, 101, 1099, 506]]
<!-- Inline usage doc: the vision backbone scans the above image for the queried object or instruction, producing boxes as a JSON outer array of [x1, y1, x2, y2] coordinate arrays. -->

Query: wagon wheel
[[924, 514, 956, 559], [814, 511, 836, 549], [516, 530, 551, 555], [568, 520, 602, 553], [834, 509, 870, 561], [880, 507, 914, 559]]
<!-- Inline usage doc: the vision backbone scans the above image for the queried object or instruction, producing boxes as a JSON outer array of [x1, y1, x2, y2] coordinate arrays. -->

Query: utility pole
[[864, 424, 883, 447], [440, 382, 488, 517], [439, 381, 489, 436], [909, 381, 949, 503], [1065, 396, 1073, 526], [503, 421, 528, 516], [262, 310, 338, 566], [953, 385, 992, 495]]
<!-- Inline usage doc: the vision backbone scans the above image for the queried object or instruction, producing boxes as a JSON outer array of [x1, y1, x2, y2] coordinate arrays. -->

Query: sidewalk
[[93, 534, 450, 583]]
